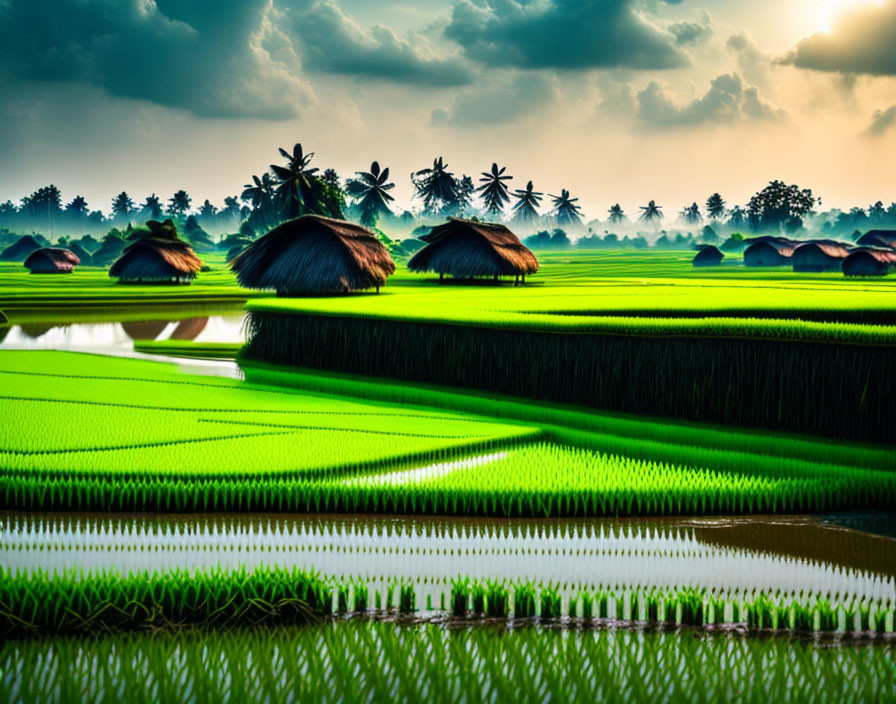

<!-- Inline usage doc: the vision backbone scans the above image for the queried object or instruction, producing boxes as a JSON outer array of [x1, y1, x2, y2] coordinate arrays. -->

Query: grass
[[132, 340, 241, 359], [1, 567, 892, 636], [5, 623, 895, 704], [235, 250, 896, 443], [2, 351, 894, 515], [0, 255, 253, 324]]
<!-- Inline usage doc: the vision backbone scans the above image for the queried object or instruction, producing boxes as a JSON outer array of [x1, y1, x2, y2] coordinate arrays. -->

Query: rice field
[[4, 622, 894, 704], [2, 249, 895, 700]]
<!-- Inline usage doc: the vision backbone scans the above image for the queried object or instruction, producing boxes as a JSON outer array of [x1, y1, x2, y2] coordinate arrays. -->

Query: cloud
[[669, 11, 713, 47], [431, 72, 559, 126], [637, 73, 784, 127], [781, 1, 896, 76], [726, 31, 770, 88], [290, 0, 474, 86], [870, 105, 896, 136], [444, 0, 688, 71], [0, 0, 313, 119]]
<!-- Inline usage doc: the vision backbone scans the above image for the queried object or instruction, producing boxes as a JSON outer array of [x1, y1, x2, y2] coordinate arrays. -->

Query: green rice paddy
[[2, 248, 895, 701], [5, 622, 894, 704]]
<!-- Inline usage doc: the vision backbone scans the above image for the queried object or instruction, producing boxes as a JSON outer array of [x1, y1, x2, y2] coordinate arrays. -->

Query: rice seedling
[[4, 620, 895, 704], [243, 310, 895, 443]]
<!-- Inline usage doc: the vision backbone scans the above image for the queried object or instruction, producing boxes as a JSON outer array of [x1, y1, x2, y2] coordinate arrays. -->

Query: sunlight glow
[[814, 0, 884, 33]]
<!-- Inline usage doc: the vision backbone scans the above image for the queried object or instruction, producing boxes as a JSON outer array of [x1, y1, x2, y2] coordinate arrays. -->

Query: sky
[[1, 0, 895, 219]]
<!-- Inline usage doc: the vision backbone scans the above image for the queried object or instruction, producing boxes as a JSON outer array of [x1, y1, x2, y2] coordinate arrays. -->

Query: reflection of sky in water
[[4, 513, 894, 607], [0, 315, 246, 350]]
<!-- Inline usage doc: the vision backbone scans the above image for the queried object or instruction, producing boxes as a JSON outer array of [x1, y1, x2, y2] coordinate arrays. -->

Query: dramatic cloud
[[444, 0, 688, 71], [431, 72, 559, 126], [290, 0, 474, 86], [781, 1, 896, 76], [637, 73, 783, 127], [669, 11, 713, 47], [870, 105, 896, 136], [0, 0, 312, 119]]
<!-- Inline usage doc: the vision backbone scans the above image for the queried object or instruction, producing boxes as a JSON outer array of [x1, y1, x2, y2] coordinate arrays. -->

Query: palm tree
[[242, 174, 275, 211], [140, 194, 163, 220], [346, 161, 395, 227], [111, 192, 134, 218], [167, 190, 192, 217], [549, 189, 583, 226], [607, 204, 625, 223], [476, 163, 513, 217], [639, 200, 663, 223], [706, 193, 726, 220], [270, 142, 331, 220], [411, 157, 459, 215], [511, 181, 543, 222], [680, 202, 701, 224]]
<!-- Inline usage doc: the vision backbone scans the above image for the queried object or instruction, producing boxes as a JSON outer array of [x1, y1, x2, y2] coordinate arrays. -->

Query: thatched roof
[[408, 218, 539, 279], [843, 247, 896, 276], [692, 245, 723, 266], [793, 241, 851, 260], [231, 215, 395, 294], [24, 247, 80, 273], [856, 230, 896, 249], [0, 235, 42, 262], [121, 320, 169, 341], [109, 236, 202, 283]]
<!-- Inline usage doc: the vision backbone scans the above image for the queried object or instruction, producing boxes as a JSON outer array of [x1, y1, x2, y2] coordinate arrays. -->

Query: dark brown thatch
[[230, 215, 395, 295], [842, 247, 896, 277], [0, 235, 42, 262], [121, 320, 170, 341], [23, 248, 80, 274], [109, 237, 202, 284], [743, 237, 798, 266], [692, 245, 724, 267], [170, 317, 208, 340], [408, 218, 539, 282], [791, 241, 851, 272], [856, 230, 896, 249]]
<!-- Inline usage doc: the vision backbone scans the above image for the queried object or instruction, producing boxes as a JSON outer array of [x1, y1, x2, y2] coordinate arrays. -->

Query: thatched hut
[[231, 215, 395, 295], [692, 245, 724, 267], [23, 247, 80, 274], [856, 230, 896, 249], [109, 236, 202, 284], [0, 235, 42, 262], [791, 241, 851, 272], [408, 218, 539, 283], [67, 242, 93, 266], [743, 237, 798, 266], [842, 248, 896, 277]]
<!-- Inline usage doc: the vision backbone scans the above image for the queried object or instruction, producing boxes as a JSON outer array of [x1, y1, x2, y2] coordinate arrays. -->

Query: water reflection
[[0, 313, 246, 350], [3, 513, 893, 605]]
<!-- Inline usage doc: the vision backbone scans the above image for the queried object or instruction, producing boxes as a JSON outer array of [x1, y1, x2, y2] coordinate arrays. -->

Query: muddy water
[[4, 512, 894, 607]]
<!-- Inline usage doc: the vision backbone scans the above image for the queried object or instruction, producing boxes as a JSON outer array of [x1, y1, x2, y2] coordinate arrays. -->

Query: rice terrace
[[2, 2, 896, 703]]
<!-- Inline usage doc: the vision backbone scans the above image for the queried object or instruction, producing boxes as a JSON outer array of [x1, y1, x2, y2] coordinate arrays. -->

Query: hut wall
[[412, 232, 507, 278], [843, 253, 888, 277], [744, 242, 790, 266], [114, 251, 193, 284], [256, 234, 372, 294], [792, 247, 841, 272], [26, 258, 71, 274]]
